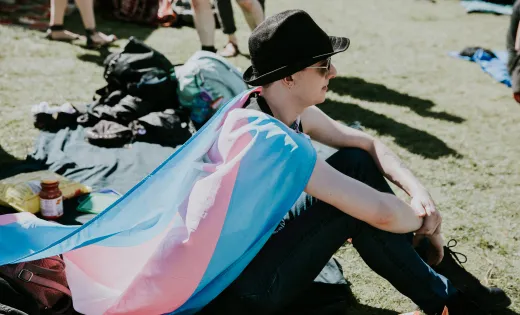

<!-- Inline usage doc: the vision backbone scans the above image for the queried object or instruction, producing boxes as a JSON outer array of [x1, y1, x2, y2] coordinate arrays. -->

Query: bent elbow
[[372, 198, 396, 230]]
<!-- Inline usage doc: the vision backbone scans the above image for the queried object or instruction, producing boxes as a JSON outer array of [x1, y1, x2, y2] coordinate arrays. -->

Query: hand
[[410, 189, 437, 217], [411, 190, 442, 236], [413, 227, 445, 266]]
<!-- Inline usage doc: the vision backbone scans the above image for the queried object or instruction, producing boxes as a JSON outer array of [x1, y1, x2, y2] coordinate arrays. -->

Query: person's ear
[[281, 75, 295, 89]]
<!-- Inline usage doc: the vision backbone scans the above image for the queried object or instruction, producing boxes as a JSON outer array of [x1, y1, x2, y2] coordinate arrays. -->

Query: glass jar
[[39, 178, 63, 220]]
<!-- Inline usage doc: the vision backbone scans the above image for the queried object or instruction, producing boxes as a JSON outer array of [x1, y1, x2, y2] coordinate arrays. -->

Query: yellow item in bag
[[0, 171, 91, 213]]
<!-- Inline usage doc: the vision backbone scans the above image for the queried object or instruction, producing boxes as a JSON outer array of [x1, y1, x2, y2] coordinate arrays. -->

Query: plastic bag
[[0, 171, 91, 213]]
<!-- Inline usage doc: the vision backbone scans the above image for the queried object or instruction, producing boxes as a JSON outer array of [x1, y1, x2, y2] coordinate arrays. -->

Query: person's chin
[[317, 89, 327, 103], [315, 95, 327, 105]]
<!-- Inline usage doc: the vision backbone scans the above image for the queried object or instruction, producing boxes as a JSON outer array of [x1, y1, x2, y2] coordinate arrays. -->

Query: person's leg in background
[[48, 0, 80, 41], [236, 0, 264, 31], [191, 0, 217, 52], [215, 0, 240, 57], [48, 0, 116, 47], [74, 0, 116, 47], [216, 0, 264, 57]]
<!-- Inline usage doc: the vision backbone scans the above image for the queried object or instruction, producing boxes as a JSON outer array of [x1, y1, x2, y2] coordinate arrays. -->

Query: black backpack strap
[[0, 277, 40, 315]]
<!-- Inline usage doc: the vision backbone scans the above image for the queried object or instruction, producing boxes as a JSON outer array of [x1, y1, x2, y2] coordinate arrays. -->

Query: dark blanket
[[29, 126, 176, 193], [0, 128, 353, 309], [0, 126, 177, 224]]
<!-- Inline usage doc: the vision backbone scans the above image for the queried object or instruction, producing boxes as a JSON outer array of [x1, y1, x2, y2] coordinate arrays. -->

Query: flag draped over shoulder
[[0, 88, 317, 315]]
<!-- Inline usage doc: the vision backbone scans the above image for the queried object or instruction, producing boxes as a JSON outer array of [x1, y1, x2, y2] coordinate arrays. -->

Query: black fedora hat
[[243, 9, 350, 86]]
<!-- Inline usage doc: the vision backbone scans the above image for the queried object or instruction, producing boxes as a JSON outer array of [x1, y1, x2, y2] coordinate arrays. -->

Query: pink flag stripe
[[104, 117, 253, 315]]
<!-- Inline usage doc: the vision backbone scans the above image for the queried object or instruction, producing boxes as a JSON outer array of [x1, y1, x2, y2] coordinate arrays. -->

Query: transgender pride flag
[[0, 88, 317, 315]]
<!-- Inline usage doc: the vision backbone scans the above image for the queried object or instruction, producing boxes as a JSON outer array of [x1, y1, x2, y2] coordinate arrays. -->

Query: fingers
[[424, 198, 438, 216], [411, 198, 427, 217], [428, 246, 444, 266], [412, 233, 425, 247], [416, 216, 438, 235], [417, 211, 442, 236], [423, 201, 432, 216], [427, 233, 445, 266]]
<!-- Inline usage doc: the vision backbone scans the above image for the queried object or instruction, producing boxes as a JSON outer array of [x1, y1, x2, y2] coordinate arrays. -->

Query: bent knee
[[327, 147, 376, 170]]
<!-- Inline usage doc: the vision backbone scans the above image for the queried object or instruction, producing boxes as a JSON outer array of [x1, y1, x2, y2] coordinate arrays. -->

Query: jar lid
[[41, 177, 59, 185]]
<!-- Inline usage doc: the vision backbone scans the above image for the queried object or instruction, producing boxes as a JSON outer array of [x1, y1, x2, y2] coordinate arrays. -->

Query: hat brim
[[243, 36, 350, 86]]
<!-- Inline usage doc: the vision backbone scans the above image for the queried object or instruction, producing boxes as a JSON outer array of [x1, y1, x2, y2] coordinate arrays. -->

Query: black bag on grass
[[100, 37, 174, 95], [134, 108, 195, 147], [80, 68, 179, 127]]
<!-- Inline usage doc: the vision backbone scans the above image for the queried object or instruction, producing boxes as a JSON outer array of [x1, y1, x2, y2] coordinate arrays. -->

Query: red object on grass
[[514, 93, 520, 104]]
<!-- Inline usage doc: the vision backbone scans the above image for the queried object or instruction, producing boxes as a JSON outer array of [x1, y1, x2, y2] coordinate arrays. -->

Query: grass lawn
[[1, 0, 519, 313]]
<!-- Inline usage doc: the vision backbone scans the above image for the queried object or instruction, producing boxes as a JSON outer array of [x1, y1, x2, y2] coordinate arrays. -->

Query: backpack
[[80, 38, 179, 127], [174, 51, 248, 125], [101, 36, 174, 94], [0, 257, 73, 314]]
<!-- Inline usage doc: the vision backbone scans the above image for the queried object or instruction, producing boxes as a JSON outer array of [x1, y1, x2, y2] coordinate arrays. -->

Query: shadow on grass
[[319, 99, 461, 159], [328, 77, 464, 123], [4, 7, 157, 66], [63, 9, 157, 43], [0, 146, 44, 181], [68, 12, 157, 65], [0, 145, 25, 181], [0, 146, 20, 165], [77, 46, 112, 67]]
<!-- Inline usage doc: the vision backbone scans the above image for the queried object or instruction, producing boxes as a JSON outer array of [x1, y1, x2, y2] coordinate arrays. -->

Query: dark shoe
[[434, 240, 511, 312], [218, 42, 239, 58], [444, 291, 484, 315]]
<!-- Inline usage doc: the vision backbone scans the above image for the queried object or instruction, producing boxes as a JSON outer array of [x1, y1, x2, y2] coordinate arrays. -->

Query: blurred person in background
[[507, 0, 520, 103], [46, 0, 117, 48], [214, 0, 265, 57], [190, 0, 264, 55]]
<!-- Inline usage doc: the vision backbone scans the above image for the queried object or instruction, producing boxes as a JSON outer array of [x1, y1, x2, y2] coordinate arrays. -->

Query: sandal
[[218, 41, 239, 58], [45, 25, 80, 42], [86, 28, 117, 49]]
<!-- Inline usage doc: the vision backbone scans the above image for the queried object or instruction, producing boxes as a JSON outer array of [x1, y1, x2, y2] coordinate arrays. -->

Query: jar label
[[40, 196, 64, 217]]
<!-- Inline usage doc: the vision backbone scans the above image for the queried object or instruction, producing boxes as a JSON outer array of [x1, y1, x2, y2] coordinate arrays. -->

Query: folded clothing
[[449, 47, 512, 87], [32, 102, 81, 132]]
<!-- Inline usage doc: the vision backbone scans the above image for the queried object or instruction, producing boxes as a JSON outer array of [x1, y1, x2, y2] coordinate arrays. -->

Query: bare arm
[[301, 106, 426, 197], [305, 158, 423, 233]]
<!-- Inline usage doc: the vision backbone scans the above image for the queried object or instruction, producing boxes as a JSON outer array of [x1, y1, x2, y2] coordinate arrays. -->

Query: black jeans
[[202, 148, 456, 315], [215, 0, 265, 35]]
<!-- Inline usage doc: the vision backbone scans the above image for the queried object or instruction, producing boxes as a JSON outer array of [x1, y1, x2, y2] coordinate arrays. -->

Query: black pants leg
[[203, 148, 456, 315]]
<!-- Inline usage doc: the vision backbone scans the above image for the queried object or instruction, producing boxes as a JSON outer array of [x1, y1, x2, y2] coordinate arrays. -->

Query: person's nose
[[327, 63, 337, 79]]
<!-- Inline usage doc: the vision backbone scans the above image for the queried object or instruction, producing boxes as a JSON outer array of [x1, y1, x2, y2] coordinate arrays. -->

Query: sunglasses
[[307, 57, 332, 75]]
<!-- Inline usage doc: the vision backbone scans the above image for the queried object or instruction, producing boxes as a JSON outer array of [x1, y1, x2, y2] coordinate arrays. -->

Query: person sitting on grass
[[46, 0, 116, 48], [201, 9, 512, 315]]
